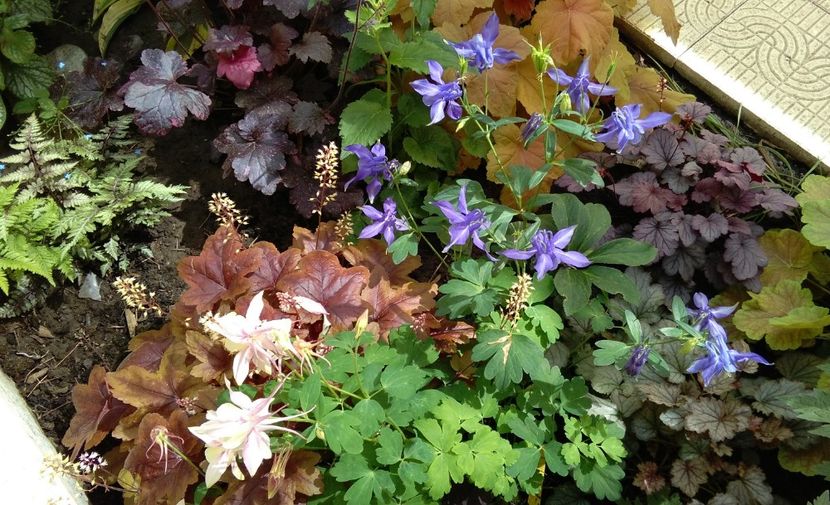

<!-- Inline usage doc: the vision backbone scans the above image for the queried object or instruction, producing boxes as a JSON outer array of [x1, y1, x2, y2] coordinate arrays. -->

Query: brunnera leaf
[[277, 250, 370, 330], [177, 227, 262, 313], [214, 110, 294, 194], [62, 365, 135, 456], [120, 49, 211, 135], [123, 410, 202, 505], [289, 32, 332, 63]]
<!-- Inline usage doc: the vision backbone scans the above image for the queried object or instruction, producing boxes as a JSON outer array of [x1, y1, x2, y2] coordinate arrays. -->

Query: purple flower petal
[[502, 248, 535, 260], [556, 250, 591, 268]]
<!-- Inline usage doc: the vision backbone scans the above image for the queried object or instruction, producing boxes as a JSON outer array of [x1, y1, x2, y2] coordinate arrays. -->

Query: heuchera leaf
[[613, 172, 686, 214], [734, 279, 830, 350], [62, 365, 135, 456], [266, 451, 324, 504], [525, 0, 613, 65], [289, 32, 332, 63], [65, 57, 124, 129], [342, 239, 420, 284], [633, 213, 679, 258], [670, 457, 709, 497], [123, 410, 202, 505], [217, 45, 262, 90], [120, 49, 211, 135], [247, 243, 302, 294], [690, 213, 728, 242], [288, 101, 330, 136], [186, 330, 232, 382], [759, 229, 821, 284], [214, 110, 295, 195], [723, 233, 767, 280], [177, 227, 262, 313], [796, 175, 830, 249], [278, 250, 369, 330], [263, 0, 306, 18], [725, 465, 773, 505], [258, 23, 299, 71], [684, 397, 751, 442], [204, 25, 253, 54], [641, 129, 684, 171], [677, 102, 711, 124], [503, 0, 535, 20], [362, 272, 436, 339]]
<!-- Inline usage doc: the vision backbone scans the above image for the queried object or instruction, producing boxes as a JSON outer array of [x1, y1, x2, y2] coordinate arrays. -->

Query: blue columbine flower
[[448, 13, 521, 72], [688, 292, 736, 341], [411, 60, 464, 125], [502, 227, 591, 279], [547, 57, 617, 114], [344, 142, 393, 203], [521, 113, 544, 143], [624, 345, 650, 376], [434, 185, 493, 258], [359, 197, 409, 245], [687, 332, 770, 386], [595, 104, 672, 153]]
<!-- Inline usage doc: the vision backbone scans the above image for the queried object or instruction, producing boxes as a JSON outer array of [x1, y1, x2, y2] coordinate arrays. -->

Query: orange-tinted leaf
[[487, 123, 547, 182], [626, 66, 695, 116], [432, 0, 493, 26], [501, 0, 534, 21], [466, 66, 519, 118], [362, 272, 436, 339], [247, 242, 302, 294], [342, 239, 421, 284], [516, 56, 558, 116], [108, 346, 211, 415], [120, 325, 177, 372], [526, 0, 613, 65], [647, 0, 681, 44], [413, 312, 476, 354], [186, 330, 232, 382], [62, 366, 135, 456], [278, 250, 369, 330], [177, 227, 262, 313], [267, 451, 324, 503], [124, 410, 202, 505], [292, 222, 342, 254]]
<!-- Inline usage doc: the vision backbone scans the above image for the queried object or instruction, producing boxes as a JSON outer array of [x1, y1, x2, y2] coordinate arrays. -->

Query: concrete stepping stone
[[0, 369, 89, 504], [618, 0, 830, 170]]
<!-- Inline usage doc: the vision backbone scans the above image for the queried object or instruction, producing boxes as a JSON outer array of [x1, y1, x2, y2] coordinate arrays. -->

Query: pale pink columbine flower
[[189, 384, 307, 487], [202, 291, 298, 384]]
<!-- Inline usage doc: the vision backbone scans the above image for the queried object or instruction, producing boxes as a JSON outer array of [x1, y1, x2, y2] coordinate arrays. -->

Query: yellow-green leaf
[[759, 229, 822, 284], [796, 175, 830, 249], [734, 280, 830, 350], [525, 0, 614, 65]]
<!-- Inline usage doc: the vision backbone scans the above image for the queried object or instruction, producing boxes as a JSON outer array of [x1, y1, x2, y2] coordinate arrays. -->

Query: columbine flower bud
[[521, 113, 544, 144], [624, 345, 650, 376], [396, 160, 411, 177], [558, 91, 572, 113]]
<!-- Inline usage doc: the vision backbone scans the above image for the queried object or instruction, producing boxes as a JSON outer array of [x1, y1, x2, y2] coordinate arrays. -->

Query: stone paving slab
[[618, 0, 830, 170]]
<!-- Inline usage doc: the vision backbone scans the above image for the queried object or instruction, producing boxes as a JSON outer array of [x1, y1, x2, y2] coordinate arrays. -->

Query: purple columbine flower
[[595, 104, 672, 153], [448, 13, 521, 72], [624, 345, 650, 376], [359, 197, 409, 245], [547, 57, 617, 114], [688, 292, 737, 341], [687, 332, 770, 386], [434, 185, 493, 258], [344, 142, 392, 204], [411, 60, 463, 125], [502, 226, 591, 279]]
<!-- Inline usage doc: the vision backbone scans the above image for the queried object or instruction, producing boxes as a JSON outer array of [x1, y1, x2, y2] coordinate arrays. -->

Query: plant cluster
[[0, 114, 185, 314], [0, 0, 55, 129]]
